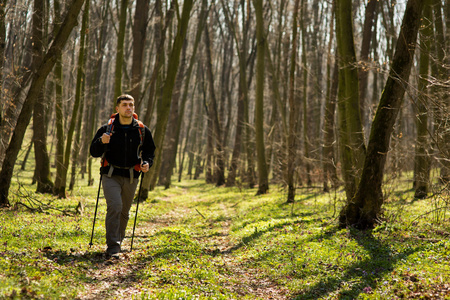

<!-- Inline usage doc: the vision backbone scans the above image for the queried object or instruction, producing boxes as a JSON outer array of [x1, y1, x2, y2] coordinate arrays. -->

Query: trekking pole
[[130, 168, 145, 252], [89, 173, 102, 248]]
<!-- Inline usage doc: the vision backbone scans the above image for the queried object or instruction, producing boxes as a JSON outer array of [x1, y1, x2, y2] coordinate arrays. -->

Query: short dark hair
[[116, 94, 134, 105]]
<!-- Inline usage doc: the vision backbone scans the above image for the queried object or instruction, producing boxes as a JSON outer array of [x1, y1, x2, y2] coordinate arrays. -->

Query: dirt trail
[[77, 197, 289, 299], [77, 208, 183, 299], [198, 203, 289, 299]]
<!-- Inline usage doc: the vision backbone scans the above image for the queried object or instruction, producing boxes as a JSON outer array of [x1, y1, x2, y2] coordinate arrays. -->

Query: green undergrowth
[[1, 171, 450, 299]]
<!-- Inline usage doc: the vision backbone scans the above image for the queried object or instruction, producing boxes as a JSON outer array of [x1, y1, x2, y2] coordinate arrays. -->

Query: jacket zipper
[[124, 132, 128, 166]]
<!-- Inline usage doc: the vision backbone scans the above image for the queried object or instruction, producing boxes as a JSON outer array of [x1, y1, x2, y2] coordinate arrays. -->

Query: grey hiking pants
[[102, 175, 139, 253]]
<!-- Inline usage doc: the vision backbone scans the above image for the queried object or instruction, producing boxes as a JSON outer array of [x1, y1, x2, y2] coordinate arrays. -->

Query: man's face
[[116, 99, 135, 118]]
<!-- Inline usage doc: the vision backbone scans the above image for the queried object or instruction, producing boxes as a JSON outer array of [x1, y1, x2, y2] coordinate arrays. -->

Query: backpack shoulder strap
[[107, 113, 117, 134], [136, 120, 145, 146], [132, 113, 145, 146]]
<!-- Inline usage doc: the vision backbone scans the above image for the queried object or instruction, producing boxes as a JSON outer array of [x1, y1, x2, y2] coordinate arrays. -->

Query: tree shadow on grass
[[215, 215, 325, 255], [290, 229, 424, 300]]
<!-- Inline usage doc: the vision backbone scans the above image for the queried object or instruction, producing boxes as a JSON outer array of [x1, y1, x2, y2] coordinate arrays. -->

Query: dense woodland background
[[0, 0, 448, 228]]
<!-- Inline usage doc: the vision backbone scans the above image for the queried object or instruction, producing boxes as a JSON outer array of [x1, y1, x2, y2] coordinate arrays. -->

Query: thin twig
[[195, 208, 206, 219]]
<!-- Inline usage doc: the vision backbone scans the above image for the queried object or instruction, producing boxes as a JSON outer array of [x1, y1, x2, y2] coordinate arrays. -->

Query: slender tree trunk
[[159, 41, 187, 188], [142, 0, 175, 125], [287, 0, 301, 202], [58, 0, 89, 197], [323, 61, 339, 192], [70, 0, 89, 190], [223, 0, 250, 187], [339, 0, 425, 229], [193, 64, 206, 180], [31, 0, 53, 193], [301, 0, 311, 187], [0, 0, 6, 127], [34, 91, 54, 193], [203, 23, 226, 186], [265, 1, 288, 184], [52, 0, 65, 195], [129, 0, 149, 100], [206, 99, 214, 184], [0, 0, 86, 206], [220, 35, 234, 167], [113, 0, 128, 98], [432, 0, 450, 183], [253, 0, 269, 195], [335, 0, 366, 200], [413, 1, 431, 199], [322, 0, 338, 192], [178, 90, 196, 182], [244, 35, 257, 189], [358, 0, 378, 127]]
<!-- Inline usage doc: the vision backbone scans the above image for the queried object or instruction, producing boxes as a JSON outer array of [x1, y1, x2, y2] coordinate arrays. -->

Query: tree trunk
[[178, 92, 195, 182], [322, 1, 338, 192], [206, 97, 214, 184], [335, 0, 366, 200], [223, 0, 251, 187], [142, 0, 175, 125], [129, 0, 149, 100], [113, 0, 128, 98], [31, 0, 53, 194], [139, 0, 194, 201], [52, 0, 66, 195], [70, 0, 89, 190], [287, 0, 301, 202], [59, 0, 89, 197], [253, 0, 269, 195], [358, 0, 378, 128], [193, 64, 206, 180], [339, 0, 425, 229], [34, 91, 54, 193], [158, 41, 187, 188], [219, 34, 234, 170], [0, 0, 86, 206], [203, 23, 226, 186], [413, 1, 432, 199], [0, 0, 6, 127], [432, 0, 450, 183], [300, 0, 311, 187], [323, 61, 339, 192]]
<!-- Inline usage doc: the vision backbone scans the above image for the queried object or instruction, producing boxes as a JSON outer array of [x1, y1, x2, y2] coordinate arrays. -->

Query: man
[[90, 94, 156, 258]]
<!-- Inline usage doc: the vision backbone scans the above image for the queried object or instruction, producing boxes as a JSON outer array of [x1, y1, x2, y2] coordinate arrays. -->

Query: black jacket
[[90, 116, 156, 178]]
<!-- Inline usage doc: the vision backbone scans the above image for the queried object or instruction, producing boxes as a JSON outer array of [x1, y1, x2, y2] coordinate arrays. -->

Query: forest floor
[[76, 190, 289, 300], [1, 176, 450, 299]]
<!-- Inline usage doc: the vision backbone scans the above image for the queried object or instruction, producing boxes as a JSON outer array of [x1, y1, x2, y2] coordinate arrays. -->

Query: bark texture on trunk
[[339, 0, 425, 229], [253, 0, 269, 195]]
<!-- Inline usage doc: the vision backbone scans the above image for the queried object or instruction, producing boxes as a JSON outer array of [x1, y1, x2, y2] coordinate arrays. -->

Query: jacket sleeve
[[90, 125, 107, 158], [142, 126, 156, 167]]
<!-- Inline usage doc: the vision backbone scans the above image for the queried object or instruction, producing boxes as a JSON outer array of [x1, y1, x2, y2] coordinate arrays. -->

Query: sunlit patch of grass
[[1, 162, 450, 299]]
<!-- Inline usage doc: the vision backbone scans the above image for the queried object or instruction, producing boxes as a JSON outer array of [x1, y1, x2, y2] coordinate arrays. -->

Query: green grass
[[1, 164, 450, 299]]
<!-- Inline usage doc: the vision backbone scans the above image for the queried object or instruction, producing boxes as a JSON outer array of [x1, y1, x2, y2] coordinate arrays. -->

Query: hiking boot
[[106, 247, 121, 260]]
